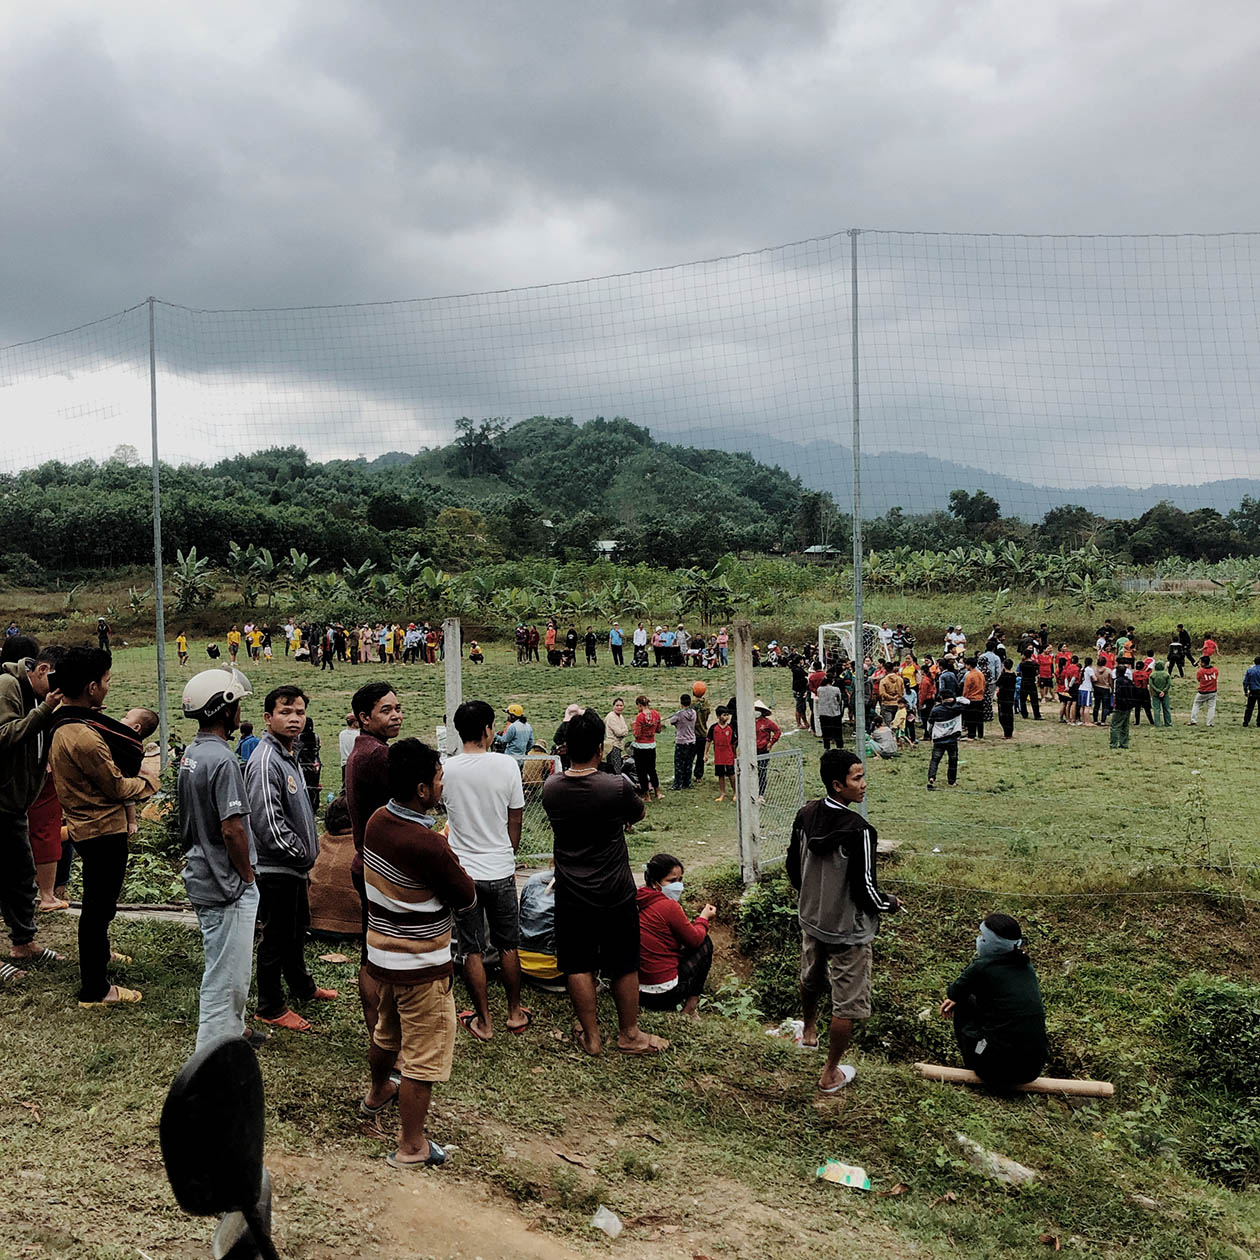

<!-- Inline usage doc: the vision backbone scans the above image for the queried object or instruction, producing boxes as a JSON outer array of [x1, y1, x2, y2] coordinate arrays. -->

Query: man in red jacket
[[1189, 655, 1219, 727], [636, 852, 715, 1016]]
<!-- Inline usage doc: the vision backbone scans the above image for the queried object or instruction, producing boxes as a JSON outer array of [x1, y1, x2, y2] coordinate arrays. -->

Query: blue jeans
[[720, 647, 729, 666], [194, 881, 260, 1051]]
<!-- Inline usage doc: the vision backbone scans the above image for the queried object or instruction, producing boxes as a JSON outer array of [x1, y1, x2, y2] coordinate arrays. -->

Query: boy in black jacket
[[786, 749, 902, 1094]]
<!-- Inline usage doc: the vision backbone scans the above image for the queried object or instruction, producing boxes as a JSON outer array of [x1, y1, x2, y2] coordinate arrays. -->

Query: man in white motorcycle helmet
[[177, 666, 264, 1049]]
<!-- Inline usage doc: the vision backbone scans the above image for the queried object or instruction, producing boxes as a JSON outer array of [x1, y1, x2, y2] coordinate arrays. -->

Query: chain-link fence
[[736, 746, 806, 872]]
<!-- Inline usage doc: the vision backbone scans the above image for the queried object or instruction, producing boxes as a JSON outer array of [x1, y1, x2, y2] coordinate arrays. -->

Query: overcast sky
[[4, 0, 1260, 494]]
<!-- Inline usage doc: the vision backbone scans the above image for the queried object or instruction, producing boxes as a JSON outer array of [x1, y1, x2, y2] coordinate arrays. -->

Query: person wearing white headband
[[939, 912, 1048, 1086]]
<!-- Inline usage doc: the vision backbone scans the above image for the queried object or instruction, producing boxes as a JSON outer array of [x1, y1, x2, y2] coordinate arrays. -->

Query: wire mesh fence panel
[[736, 746, 805, 873], [517, 753, 559, 862]]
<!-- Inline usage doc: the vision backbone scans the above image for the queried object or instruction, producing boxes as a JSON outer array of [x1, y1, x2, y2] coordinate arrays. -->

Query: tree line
[[2, 416, 1260, 585]]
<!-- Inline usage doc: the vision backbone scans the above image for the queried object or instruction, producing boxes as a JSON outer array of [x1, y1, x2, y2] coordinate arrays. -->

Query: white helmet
[[182, 667, 252, 721]]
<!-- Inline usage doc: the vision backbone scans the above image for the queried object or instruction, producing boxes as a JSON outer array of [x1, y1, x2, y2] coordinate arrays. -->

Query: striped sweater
[[362, 801, 476, 985]]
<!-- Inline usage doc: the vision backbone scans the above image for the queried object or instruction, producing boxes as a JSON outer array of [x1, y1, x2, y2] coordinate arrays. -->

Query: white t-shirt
[[339, 727, 359, 767], [442, 750, 526, 881], [1080, 666, 1095, 692], [879, 627, 894, 646], [633, 627, 648, 646]]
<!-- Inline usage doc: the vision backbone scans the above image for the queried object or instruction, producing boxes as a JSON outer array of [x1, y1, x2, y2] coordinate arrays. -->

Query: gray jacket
[[786, 797, 898, 945], [245, 731, 319, 877]]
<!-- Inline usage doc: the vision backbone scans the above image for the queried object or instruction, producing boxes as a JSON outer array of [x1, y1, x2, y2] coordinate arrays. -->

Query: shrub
[[1174, 976, 1260, 1095]]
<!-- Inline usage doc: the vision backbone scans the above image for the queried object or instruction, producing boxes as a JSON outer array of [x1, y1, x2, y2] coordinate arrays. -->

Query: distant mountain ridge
[[699, 433, 1260, 519]]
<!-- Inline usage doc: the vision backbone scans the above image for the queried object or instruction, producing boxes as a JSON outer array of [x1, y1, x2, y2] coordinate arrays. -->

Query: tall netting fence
[[4, 229, 1260, 899]]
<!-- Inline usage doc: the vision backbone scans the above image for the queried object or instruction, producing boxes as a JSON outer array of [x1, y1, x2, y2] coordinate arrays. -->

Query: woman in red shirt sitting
[[636, 853, 715, 1016]]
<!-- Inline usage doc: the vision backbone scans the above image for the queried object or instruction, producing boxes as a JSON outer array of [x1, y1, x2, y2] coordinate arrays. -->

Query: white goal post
[[817, 621, 882, 665]]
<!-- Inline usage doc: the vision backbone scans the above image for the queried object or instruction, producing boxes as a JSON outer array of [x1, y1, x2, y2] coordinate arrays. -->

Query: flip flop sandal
[[257, 1010, 312, 1032], [38, 900, 71, 912], [0, 962, 26, 984], [359, 1084, 400, 1117], [78, 986, 142, 1009], [111, 952, 133, 964], [457, 1010, 492, 1042], [387, 1140, 447, 1169], [818, 1065, 857, 1094], [507, 1007, 534, 1034], [309, 987, 339, 1001], [19, 948, 63, 965], [571, 1023, 601, 1056]]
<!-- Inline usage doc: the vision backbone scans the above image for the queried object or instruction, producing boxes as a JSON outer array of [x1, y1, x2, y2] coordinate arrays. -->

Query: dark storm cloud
[[3, 1, 1260, 488]]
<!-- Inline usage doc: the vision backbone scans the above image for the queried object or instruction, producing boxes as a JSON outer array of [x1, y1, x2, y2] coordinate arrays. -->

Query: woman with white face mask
[[938, 913, 1048, 1086], [636, 853, 715, 1016]]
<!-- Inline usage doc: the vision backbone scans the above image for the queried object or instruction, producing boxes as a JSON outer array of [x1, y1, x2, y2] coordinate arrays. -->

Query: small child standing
[[667, 693, 697, 790], [709, 707, 737, 802]]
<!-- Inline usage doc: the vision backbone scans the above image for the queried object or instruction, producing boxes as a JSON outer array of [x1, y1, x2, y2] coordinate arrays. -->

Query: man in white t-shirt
[[338, 713, 359, 784], [878, 622, 895, 661], [443, 699, 530, 1040]]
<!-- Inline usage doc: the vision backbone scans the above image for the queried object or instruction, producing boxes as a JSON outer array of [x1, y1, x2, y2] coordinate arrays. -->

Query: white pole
[[148, 298, 169, 769], [733, 620, 759, 884], [442, 617, 462, 756]]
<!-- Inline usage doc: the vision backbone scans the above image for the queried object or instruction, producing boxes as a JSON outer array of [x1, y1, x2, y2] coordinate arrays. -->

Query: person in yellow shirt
[[226, 626, 242, 662], [175, 632, 189, 667], [249, 628, 263, 660]]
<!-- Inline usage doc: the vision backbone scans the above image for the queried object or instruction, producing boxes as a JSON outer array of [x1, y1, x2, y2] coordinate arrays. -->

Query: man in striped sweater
[[359, 739, 475, 1169]]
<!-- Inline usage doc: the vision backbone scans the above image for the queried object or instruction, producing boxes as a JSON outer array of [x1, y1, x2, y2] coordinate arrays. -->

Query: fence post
[[733, 620, 759, 885], [442, 617, 462, 756], [147, 297, 169, 769]]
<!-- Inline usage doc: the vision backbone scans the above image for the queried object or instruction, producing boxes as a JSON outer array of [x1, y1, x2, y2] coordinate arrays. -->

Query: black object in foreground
[[160, 1036, 279, 1260]]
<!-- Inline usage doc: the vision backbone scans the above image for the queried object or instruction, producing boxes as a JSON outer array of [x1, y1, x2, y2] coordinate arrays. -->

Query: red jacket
[[636, 886, 709, 985]]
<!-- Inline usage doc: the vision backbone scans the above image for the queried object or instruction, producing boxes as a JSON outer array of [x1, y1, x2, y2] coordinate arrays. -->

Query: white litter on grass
[[590, 1205, 623, 1238], [932, 847, 942, 854], [766, 1018, 807, 1044]]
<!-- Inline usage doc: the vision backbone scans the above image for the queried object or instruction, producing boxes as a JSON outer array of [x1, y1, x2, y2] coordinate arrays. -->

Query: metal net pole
[[148, 298, 169, 768], [848, 229, 866, 813]]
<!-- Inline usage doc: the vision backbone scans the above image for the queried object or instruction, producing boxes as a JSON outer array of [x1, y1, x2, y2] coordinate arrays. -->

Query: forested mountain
[[2, 415, 1258, 581]]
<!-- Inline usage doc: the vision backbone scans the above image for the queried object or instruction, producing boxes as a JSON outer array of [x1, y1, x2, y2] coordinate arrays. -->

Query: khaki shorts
[[800, 934, 872, 1019], [372, 976, 457, 1082]]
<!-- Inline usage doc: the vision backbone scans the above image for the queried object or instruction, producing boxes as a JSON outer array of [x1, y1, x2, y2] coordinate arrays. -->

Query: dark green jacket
[[0, 661, 55, 815], [948, 951, 1048, 1072]]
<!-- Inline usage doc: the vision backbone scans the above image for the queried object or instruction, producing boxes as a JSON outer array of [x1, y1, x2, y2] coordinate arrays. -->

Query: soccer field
[[103, 639, 1260, 904]]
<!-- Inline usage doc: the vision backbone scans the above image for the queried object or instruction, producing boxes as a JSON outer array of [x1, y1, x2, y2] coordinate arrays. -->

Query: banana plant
[[171, 548, 216, 613], [341, 558, 378, 596]]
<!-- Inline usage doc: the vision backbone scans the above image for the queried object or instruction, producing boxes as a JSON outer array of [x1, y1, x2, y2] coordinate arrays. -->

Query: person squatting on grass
[[541, 708, 668, 1056], [245, 685, 338, 1033], [636, 852, 715, 1017], [442, 699, 531, 1041], [787, 749, 903, 1094], [360, 738, 475, 1169], [178, 666, 261, 1046], [939, 913, 1048, 1086]]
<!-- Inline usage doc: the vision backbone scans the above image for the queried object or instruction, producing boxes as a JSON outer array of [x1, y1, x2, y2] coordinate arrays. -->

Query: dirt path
[[269, 1152, 593, 1260]]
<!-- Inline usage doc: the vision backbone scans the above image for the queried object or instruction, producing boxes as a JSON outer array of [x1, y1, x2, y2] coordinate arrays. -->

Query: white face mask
[[662, 881, 684, 902]]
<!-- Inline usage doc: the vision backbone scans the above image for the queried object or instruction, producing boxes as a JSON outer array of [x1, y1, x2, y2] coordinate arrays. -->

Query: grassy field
[[4, 638, 1260, 1259]]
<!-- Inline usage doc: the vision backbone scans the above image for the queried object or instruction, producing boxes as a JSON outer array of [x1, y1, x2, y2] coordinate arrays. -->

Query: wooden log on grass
[[914, 1062, 1114, 1098]]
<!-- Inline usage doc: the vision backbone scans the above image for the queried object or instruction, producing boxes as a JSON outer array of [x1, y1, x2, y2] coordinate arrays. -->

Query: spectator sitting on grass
[[939, 912, 1048, 1087], [636, 852, 715, 1017], [866, 713, 897, 759]]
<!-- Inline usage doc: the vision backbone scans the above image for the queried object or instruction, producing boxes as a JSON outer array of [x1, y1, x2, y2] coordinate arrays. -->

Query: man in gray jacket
[[786, 748, 902, 1094], [246, 685, 336, 1032], [0, 637, 64, 980]]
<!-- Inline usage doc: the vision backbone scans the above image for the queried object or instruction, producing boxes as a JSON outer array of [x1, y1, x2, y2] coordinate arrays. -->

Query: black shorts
[[453, 875, 521, 956], [714, 764, 735, 779], [555, 895, 639, 979]]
